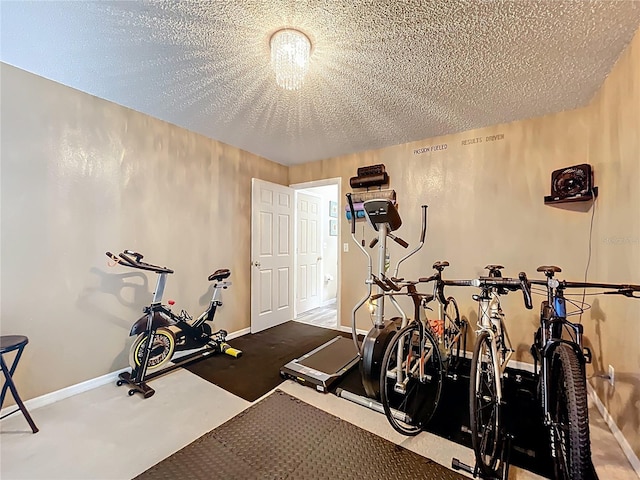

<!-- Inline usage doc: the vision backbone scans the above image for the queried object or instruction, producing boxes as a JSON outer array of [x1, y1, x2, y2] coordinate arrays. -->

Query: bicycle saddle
[[432, 261, 450, 272], [209, 269, 231, 281], [484, 264, 504, 277], [537, 265, 561, 278]]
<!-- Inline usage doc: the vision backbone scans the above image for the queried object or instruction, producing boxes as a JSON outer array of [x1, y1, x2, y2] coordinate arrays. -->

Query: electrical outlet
[[608, 364, 615, 387], [343, 243, 349, 252]]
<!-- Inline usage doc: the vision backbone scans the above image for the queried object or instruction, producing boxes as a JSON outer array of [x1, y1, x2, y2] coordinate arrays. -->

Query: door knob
[[253, 261, 261, 267]]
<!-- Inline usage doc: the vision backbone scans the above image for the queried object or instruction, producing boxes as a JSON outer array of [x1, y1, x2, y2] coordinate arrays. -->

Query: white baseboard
[[0, 366, 129, 419], [0, 327, 251, 419], [321, 298, 337, 307], [338, 325, 368, 337], [587, 384, 640, 477], [226, 327, 250, 340]]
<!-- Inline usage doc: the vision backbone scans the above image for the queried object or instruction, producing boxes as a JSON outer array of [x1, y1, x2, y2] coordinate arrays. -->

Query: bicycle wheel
[[470, 330, 505, 477], [550, 343, 591, 480], [129, 327, 176, 371], [444, 296, 462, 357], [380, 323, 443, 436]]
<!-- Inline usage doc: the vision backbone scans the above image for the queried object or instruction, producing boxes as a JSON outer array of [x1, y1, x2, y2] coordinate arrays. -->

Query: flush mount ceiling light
[[270, 28, 311, 91]]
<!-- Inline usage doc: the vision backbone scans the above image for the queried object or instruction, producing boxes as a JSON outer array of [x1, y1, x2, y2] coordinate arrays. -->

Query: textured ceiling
[[2, 1, 640, 166]]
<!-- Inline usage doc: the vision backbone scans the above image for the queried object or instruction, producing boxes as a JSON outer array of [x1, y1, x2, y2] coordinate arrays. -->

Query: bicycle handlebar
[[106, 250, 174, 274], [604, 288, 640, 298], [530, 277, 640, 299], [444, 273, 533, 309]]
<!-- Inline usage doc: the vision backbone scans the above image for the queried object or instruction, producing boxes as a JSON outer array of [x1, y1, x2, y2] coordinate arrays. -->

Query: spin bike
[[106, 250, 242, 398]]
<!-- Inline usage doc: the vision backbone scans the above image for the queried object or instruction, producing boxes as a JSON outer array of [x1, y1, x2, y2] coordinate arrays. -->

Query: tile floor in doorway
[[296, 302, 338, 329]]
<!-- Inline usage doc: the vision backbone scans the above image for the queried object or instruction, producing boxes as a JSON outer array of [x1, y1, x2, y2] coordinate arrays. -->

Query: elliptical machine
[[344, 194, 428, 399], [106, 250, 242, 398]]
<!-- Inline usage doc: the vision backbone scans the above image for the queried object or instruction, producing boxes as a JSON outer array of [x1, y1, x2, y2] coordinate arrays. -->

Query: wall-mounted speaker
[[544, 163, 598, 205]]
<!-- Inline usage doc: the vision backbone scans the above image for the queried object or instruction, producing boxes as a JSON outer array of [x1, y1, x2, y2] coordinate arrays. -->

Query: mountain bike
[[530, 265, 640, 480], [378, 261, 468, 435]]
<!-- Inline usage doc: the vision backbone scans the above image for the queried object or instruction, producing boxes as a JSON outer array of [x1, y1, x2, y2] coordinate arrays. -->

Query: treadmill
[[280, 336, 358, 392]]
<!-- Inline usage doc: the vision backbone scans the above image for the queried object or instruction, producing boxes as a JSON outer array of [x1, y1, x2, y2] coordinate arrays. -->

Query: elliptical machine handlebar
[[106, 250, 174, 274], [392, 205, 427, 278]]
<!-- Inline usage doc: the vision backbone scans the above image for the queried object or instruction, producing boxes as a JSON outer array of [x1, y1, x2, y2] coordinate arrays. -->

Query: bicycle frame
[[535, 280, 585, 430], [384, 267, 464, 395], [473, 286, 514, 404], [421, 268, 465, 359]]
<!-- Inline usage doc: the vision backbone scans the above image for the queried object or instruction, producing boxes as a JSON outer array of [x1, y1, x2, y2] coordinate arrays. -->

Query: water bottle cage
[[179, 310, 192, 322]]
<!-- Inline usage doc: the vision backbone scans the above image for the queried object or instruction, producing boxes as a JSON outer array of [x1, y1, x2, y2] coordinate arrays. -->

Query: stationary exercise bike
[[106, 250, 242, 398]]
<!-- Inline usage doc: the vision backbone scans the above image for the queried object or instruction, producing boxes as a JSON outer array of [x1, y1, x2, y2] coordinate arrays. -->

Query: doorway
[[292, 179, 340, 330], [250, 177, 340, 334]]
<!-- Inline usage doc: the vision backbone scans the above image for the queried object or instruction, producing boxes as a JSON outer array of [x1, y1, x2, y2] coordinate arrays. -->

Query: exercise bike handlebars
[[106, 250, 174, 274]]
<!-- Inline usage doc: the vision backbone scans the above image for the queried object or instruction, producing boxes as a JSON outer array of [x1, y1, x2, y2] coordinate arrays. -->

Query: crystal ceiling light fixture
[[270, 28, 311, 90]]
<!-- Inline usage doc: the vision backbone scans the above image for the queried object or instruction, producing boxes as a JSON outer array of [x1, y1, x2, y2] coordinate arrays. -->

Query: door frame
[[290, 177, 341, 329]]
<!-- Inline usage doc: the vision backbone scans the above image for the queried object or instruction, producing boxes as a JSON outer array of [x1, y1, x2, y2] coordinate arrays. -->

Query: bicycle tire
[[444, 296, 463, 359], [379, 322, 443, 436], [129, 327, 176, 371], [470, 330, 505, 477], [550, 343, 591, 480]]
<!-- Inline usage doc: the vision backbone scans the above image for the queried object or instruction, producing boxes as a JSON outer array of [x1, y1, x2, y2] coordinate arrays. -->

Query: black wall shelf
[[544, 187, 598, 205]]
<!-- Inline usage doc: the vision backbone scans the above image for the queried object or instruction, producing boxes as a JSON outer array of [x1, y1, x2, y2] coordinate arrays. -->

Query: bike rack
[[451, 433, 513, 480]]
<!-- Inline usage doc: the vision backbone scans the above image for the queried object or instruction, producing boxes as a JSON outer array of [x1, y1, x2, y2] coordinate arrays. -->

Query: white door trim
[[290, 177, 341, 329]]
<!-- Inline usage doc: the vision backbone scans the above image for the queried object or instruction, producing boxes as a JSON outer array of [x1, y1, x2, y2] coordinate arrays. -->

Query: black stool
[[0, 335, 39, 433]]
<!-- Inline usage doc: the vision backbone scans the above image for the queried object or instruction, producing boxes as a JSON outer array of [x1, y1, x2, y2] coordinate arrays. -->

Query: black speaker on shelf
[[544, 163, 598, 205]]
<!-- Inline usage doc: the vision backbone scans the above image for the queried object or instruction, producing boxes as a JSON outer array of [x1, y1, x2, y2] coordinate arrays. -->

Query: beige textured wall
[[586, 29, 640, 458], [0, 63, 288, 401], [291, 30, 640, 458]]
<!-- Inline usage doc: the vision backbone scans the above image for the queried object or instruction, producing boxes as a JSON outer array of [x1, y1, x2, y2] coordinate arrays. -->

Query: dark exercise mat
[[185, 321, 349, 402], [331, 358, 554, 478], [135, 390, 465, 480]]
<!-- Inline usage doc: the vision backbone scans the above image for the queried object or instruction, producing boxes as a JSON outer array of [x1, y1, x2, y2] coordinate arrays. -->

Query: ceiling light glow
[[270, 29, 311, 91]]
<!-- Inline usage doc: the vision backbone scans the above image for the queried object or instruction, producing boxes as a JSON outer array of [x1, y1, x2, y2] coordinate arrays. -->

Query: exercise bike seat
[[209, 269, 231, 282]]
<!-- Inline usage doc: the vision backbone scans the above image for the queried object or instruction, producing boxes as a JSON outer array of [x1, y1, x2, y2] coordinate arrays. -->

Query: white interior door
[[295, 192, 322, 315], [251, 178, 294, 333]]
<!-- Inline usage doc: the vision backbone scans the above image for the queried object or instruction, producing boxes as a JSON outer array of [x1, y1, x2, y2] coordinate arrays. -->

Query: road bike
[[449, 266, 533, 479], [378, 261, 468, 435]]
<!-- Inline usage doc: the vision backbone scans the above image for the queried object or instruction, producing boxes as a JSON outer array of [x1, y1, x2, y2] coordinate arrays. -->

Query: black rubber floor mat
[[185, 321, 349, 402], [332, 358, 554, 478], [135, 390, 465, 480]]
